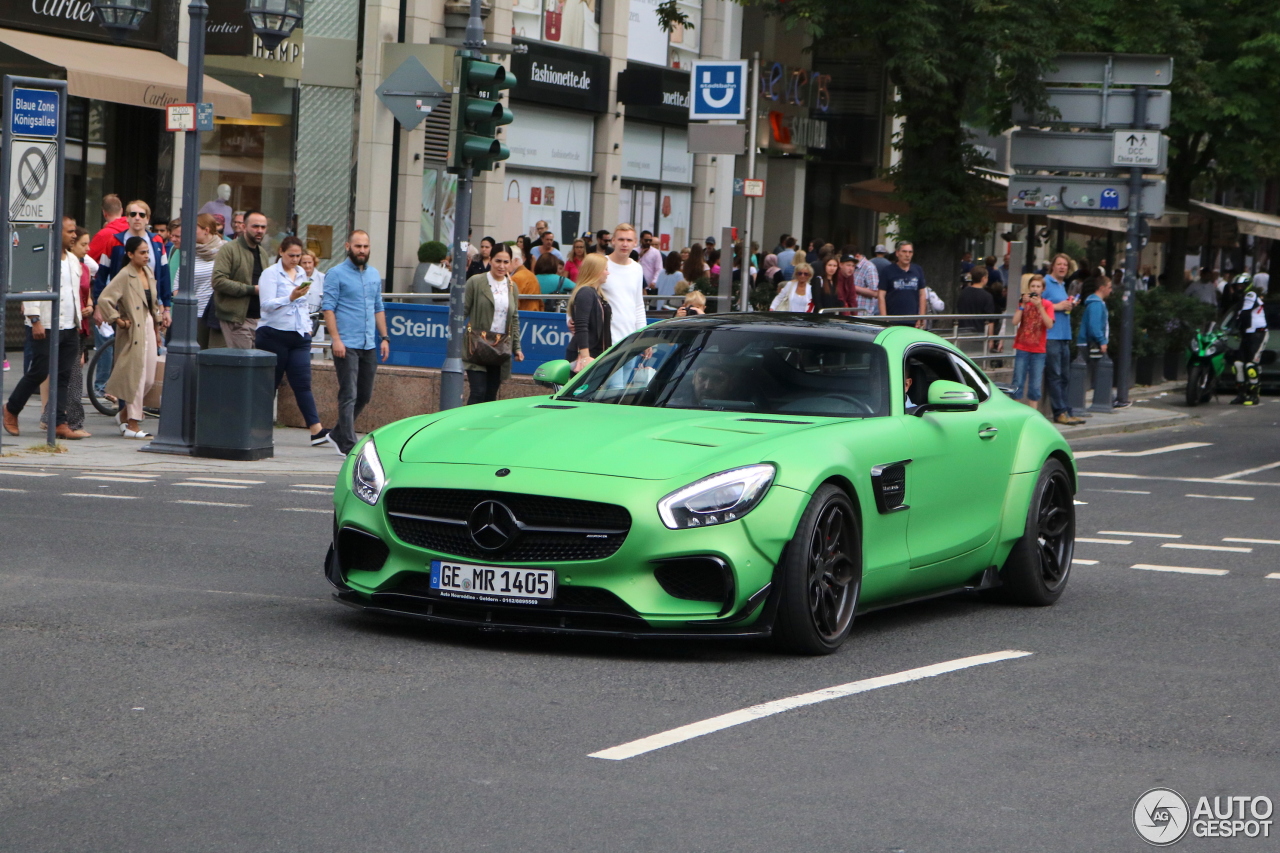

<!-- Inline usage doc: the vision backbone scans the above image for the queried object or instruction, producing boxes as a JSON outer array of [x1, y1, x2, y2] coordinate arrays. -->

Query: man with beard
[[322, 230, 390, 456], [212, 210, 270, 348]]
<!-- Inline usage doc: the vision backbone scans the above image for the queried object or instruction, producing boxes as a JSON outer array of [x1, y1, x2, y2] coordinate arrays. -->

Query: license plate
[[429, 560, 556, 606]]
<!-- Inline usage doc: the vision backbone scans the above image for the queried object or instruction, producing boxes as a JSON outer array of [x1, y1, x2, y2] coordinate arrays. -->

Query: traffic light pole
[[439, 0, 487, 411], [1116, 84, 1149, 407]]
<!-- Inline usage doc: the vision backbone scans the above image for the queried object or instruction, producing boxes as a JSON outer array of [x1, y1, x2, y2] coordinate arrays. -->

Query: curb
[[1056, 408, 1194, 441]]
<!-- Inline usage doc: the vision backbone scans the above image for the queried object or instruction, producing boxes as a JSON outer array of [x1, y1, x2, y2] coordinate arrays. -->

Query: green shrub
[[418, 241, 449, 264]]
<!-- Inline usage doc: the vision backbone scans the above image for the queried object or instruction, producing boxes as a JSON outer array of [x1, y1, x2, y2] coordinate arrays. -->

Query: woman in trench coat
[[97, 236, 169, 438], [463, 244, 524, 405]]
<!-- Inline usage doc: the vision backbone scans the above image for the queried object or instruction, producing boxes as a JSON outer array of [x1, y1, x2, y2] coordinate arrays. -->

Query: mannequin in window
[[200, 184, 235, 237]]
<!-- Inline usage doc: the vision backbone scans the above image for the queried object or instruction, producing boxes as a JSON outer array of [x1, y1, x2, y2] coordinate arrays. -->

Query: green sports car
[[325, 314, 1077, 654]]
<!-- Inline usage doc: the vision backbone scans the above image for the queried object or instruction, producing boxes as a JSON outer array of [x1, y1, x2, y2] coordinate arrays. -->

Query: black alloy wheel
[[774, 484, 862, 655], [991, 458, 1074, 606]]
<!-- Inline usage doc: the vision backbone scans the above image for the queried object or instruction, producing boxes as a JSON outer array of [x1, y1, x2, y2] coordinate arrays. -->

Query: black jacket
[[566, 286, 612, 359]]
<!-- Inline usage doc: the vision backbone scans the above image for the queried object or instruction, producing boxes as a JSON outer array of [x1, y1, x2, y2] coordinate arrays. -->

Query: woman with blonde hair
[[769, 261, 815, 312], [566, 253, 612, 372], [565, 238, 587, 282]]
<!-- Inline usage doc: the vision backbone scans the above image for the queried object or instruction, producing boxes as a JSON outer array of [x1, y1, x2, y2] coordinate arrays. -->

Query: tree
[[1066, 0, 1280, 287], [732, 0, 1062, 306]]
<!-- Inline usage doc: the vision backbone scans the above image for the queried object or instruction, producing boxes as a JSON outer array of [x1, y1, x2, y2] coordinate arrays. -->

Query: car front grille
[[383, 488, 631, 562]]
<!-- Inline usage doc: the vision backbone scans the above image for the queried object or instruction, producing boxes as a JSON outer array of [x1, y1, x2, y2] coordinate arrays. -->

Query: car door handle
[[978, 424, 999, 439]]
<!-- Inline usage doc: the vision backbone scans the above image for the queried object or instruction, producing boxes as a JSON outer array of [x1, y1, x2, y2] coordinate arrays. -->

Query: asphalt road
[[2, 401, 1278, 852]]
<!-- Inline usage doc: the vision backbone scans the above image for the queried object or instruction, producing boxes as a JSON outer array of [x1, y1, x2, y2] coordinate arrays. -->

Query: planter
[[1163, 349, 1185, 381], [1135, 354, 1158, 386]]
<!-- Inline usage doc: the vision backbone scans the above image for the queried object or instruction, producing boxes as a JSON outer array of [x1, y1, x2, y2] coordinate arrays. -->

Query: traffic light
[[449, 56, 516, 172]]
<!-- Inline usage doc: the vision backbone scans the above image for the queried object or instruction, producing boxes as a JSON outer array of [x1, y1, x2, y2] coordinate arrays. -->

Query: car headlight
[[352, 439, 386, 506], [657, 464, 775, 530]]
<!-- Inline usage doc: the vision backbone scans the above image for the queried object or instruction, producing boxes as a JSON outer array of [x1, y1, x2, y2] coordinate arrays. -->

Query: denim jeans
[[255, 326, 319, 427], [1013, 349, 1046, 401], [1045, 338, 1073, 416], [332, 347, 377, 454]]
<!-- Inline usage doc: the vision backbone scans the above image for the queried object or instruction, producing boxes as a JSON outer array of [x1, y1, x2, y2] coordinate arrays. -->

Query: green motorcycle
[[1185, 316, 1236, 406]]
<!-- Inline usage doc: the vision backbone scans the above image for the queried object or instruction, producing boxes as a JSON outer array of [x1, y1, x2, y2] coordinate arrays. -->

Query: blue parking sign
[[689, 60, 748, 120]]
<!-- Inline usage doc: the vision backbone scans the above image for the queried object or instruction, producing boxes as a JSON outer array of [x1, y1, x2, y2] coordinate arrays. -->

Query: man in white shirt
[[4, 217, 90, 439], [602, 223, 647, 344], [638, 230, 662, 289], [1253, 266, 1270, 295]]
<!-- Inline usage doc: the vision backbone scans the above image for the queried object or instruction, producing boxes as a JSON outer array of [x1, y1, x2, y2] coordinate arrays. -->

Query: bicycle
[[86, 336, 120, 417]]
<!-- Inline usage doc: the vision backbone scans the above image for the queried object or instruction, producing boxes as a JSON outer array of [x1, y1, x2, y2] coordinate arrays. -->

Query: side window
[[949, 353, 992, 402], [903, 346, 961, 407]]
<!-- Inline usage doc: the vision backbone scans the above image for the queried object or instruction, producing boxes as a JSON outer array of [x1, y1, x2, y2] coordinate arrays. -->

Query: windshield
[[561, 326, 890, 417]]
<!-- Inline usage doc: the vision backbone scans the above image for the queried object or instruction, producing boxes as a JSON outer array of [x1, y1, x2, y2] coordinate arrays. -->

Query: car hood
[[398, 398, 829, 480]]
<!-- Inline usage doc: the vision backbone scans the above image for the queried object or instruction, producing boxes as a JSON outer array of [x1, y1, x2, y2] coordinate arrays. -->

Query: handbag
[[560, 182, 581, 243], [467, 323, 512, 366]]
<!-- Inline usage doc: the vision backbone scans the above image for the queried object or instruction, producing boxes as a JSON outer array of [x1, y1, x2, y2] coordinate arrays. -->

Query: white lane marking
[[588, 650, 1033, 761], [1186, 493, 1254, 502], [172, 499, 251, 508], [290, 489, 332, 496], [61, 492, 137, 500], [1073, 500, 1088, 505], [73, 475, 156, 483], [280, 507, 329, 513], [1072, 559, 1099, 565], [0, 470, 57, 477], [291, 484, 332, 489], [1224, 537, 1280, 546], [0, 487, 27, 493], [1098, 530, 1180, 539], [1077, 537, 1132, 545], [1215, 461, 1280, 480], [1105, 442, 1212, 457], [1080, 472, 1280, 487], [1, 572, 325, 602], [1133, 563, 1229, 577], [185, 477, 265, 485], [1162, 542, 1252, 553], [1073, 450, 1119, 459], [1087, 489, 1151, 495], [1266, 573, 1280, 581], [175, 482, 249, 490]]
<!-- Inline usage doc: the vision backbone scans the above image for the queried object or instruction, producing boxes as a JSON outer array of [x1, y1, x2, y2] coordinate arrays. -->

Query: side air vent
[[870, 460, 911, 514], [337, 526, 391, 573]]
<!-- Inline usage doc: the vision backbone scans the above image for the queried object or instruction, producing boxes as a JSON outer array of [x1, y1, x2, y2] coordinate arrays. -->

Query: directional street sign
[[1008, 175, 1166, 218], [7, 137, 58, 222], [376, 56, 449, 130], [1112, 130, 1161, 167], [1042, 53, 1174, 86], [1013, 88, 1171, 130], [1011, 130, 1166, 173]]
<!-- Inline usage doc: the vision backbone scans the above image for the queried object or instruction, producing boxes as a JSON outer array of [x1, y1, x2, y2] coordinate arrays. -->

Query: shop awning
[[1189, 200, 1280, 240], [0, 27, 252, 119]]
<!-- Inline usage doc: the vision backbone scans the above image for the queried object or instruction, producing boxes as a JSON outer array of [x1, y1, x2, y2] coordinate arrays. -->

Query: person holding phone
[[1011, 274, 1055, 408], [256, 236, 331, 448], [674, 290, 706, 317]]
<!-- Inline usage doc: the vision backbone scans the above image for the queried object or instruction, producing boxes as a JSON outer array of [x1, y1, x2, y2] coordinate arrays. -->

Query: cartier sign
[[6, 0, 162, 49]]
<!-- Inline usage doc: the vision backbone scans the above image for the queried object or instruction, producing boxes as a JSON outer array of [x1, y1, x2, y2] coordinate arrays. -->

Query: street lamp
[[89, 0, 301, 454], [245, 0, 305, 52], [89, 0, 152, 41]]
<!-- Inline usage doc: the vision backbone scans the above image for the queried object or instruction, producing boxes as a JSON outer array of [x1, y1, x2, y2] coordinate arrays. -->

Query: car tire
[[993, 458, 1074, 606], [773, 484, 862, 655]]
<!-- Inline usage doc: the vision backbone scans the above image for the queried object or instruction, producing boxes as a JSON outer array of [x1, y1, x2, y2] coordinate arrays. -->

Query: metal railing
[[817, 308, 1016, 363]]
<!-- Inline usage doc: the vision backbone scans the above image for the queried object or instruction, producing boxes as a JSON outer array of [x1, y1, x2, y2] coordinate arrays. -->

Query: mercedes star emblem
[[467, 500, 520, 551]]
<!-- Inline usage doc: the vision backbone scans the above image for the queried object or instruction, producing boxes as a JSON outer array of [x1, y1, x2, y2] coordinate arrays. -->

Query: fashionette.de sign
[[511, 39, 609, 112], [529, 62, 591, 90]]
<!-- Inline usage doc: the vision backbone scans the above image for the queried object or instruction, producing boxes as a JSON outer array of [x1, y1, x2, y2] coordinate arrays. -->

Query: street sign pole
[[739, 52, 759, 311], [1116, 85, 1149, 407], [144, 0, 208, 456], [0, 76, 67, 452], [439, 0, 486, 411]]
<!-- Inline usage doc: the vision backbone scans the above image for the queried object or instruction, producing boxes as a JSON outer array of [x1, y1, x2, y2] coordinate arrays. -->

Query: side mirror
[[913, 379, 979, 416], [533, 359, 574, 390]]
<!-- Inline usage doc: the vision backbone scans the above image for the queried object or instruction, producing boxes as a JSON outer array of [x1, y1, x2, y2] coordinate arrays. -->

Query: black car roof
[[655, 312, 884, 342]]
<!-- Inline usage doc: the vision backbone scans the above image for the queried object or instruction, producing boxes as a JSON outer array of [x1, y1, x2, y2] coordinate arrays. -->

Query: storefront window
[[200, 72, 297, 242], [621, 122, 691, 248], [513, 0, 600, 52], [627, 0, 700, 68], [503, 105, 595, 242]]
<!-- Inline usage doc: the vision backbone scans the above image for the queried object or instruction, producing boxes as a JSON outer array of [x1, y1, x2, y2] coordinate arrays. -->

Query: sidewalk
[[1052, 380, 1193, 440], [0, 404, 344, 475]]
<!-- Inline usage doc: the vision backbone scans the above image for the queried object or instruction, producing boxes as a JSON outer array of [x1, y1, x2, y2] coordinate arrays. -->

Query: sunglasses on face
[[795, 272, 811, 277], [127, 211, 147, 218]]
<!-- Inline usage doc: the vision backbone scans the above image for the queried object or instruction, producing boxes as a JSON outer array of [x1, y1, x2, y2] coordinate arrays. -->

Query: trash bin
[[193, 348, 275, 460]]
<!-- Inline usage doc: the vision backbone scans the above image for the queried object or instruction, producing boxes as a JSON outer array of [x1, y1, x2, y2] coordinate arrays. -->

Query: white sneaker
[[325, 433, 345, 456]]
